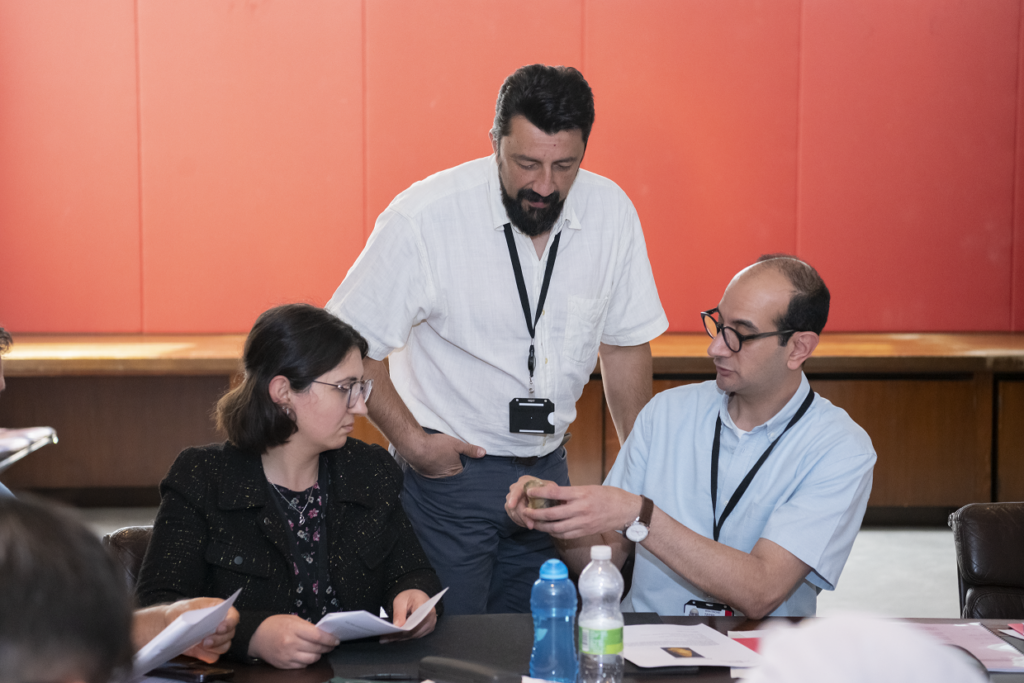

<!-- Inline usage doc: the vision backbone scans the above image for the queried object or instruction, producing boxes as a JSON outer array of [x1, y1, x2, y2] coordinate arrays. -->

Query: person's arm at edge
[[599, 342, 653, 446], [132, 600, 240, 663], [362, 358, 484, 477]]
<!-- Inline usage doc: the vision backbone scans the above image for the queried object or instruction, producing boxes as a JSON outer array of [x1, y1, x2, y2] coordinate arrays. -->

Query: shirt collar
[[487, 154, 583, 234], [719, 372, 812, 437]]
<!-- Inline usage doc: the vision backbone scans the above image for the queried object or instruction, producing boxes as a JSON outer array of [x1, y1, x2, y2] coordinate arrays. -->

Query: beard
[[500, 183, 565, 237]]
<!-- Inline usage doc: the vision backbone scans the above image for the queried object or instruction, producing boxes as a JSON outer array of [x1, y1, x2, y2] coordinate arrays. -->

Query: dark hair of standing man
[[756, 253, 831, 343], [491, 64, 596, 146], [0, 496, 134, 683], [0, 326, 11, 355], [216, 303, 369, 455]]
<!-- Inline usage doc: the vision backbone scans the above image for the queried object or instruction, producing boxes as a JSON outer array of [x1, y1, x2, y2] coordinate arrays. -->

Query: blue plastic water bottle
[[530, 559, 578, 683]]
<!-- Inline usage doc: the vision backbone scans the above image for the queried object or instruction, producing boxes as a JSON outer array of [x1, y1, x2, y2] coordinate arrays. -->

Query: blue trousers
[[398, 447, 570, 615]]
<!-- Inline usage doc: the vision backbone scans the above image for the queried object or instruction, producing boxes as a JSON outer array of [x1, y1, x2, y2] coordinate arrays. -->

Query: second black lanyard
[[710, 387, 815, 542], [503, 223, 561, 394]]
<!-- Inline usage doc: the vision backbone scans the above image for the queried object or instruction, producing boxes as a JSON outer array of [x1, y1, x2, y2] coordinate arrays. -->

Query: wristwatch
[[624, 495, 654, 543]]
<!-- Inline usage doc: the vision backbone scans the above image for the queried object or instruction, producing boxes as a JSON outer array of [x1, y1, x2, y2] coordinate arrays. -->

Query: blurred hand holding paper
[[316, 588, 447, 641], [131, 589, 241, 681]]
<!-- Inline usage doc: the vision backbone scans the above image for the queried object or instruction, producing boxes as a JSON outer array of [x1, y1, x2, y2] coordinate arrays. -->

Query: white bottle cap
[[590, 544, 612, 560]]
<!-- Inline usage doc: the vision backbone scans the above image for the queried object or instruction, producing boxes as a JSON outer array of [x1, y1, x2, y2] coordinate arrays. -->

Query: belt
[[422, 428, 566, 467], [491, 435, 570, 466], [508, 456, 540, 466]]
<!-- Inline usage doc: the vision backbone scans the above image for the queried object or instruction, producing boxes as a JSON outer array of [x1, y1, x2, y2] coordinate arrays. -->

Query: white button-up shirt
[[327, 155, 667, 456]]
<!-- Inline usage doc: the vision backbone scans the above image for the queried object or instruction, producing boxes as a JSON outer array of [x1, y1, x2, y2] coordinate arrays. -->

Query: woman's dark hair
[[0, 496, 134, 683], [216, 304, 368, 454], [492, 64, 595, 146]]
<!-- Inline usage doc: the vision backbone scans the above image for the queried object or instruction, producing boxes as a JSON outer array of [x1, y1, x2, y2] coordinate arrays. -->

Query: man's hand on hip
[[405, 431, 485, 478]]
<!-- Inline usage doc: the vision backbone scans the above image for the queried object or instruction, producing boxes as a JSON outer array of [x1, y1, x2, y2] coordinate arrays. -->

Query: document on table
[[913, 622, 1024, 672], [1006, 624, 1024, 640], [131, 589, 241, 681], [316, 588, 447, 641], [622, 624, 762, 669], [727, 629, 777, 653]]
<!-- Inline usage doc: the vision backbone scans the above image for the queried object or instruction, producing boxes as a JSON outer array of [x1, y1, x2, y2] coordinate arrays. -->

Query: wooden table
[[2, 333, 1022, 514]]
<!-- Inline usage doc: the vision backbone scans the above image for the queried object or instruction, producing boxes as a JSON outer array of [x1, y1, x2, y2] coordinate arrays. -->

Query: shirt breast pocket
[[562, 295, 609, 365], [736, 499, 779, 550]]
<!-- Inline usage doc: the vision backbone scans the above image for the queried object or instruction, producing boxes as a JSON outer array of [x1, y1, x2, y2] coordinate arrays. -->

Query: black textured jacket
[[136, 439, 442, 661]]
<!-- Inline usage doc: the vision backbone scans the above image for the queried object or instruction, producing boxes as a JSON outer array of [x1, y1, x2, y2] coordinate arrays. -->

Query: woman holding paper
[[137, 304, 441, 669]]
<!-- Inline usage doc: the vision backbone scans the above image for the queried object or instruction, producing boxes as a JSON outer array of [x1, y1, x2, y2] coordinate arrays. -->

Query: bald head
[[731, 255, 830, 343]]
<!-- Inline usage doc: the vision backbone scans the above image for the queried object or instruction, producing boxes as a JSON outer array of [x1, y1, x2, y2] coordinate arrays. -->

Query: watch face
[[626, 523, 648, 543]]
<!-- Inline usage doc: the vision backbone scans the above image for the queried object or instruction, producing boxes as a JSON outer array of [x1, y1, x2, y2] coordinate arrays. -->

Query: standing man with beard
[[327, 64, 667, 614]]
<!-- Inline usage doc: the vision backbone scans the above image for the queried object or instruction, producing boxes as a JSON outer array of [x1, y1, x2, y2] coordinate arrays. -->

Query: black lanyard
[[710, 387, 814, 542], [503, 223, 561, 393]]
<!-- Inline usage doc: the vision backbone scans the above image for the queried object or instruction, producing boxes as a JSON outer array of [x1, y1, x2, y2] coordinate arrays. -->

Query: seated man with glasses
[[505, 255, 875, 618]]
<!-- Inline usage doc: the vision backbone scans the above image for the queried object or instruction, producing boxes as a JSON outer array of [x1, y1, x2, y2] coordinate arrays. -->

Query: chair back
[[101, 525, 153, 592], [949, 502, 1024, 618]]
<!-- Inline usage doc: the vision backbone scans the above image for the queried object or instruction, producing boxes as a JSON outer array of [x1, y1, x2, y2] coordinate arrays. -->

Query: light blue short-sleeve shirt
[[604, 374, 875, 617]]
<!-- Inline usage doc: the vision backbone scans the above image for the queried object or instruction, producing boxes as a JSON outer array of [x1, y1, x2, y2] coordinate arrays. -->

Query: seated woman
[[137, 304, 442, 669]]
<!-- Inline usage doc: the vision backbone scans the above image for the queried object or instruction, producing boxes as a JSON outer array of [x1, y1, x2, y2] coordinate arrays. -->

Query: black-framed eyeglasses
[[700, 308, 795, 353], [311, 378, 373, 409]]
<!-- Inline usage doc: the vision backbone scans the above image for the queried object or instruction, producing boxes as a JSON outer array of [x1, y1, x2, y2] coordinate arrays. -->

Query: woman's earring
[[282, 405, 294, 420]]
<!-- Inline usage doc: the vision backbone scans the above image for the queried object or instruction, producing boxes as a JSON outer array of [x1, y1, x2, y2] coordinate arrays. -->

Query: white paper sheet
[[130, 589, 241, 682], [622, 624, 762, 669], [315, 588, 447, 641], [913, 622, 1024, 672]]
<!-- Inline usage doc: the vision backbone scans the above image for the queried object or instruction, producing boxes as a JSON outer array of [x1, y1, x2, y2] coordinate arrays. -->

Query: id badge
[[509, 398, 555, 434], [684, 599, 734, 617]]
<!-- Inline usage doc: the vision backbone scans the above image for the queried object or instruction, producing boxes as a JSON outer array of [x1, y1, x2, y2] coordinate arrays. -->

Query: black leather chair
[[949, 502, 1024, 618], [101, 525, 153, 592]]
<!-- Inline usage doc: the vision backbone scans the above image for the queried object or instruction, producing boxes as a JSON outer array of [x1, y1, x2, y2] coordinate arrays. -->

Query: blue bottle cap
[[539, 558, 569, 580]]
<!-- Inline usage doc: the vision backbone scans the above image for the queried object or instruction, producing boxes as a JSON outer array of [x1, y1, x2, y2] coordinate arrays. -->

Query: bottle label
[[579, 626, 623, 655]]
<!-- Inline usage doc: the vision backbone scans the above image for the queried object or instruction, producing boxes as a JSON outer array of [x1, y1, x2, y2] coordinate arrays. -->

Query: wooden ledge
[[652, 332, 1024, 375], [4, 332, 1024, 377], [4, 335, 246, 376]]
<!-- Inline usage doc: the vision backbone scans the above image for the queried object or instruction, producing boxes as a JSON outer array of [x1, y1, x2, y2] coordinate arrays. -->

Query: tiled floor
[[74, 506, 961, 619], [816, 528, 959, 618]]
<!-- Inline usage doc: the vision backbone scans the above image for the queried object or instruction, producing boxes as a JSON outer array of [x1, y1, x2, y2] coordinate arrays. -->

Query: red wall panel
[[0, 1, 1022, 334], [799, 0, 1017, 331], [137, 0, 364, 333], [585, 0, 802, 332], [0, 0, 141, 332], [1015, 4, 1024, 332], [364, 0, 583, 236]]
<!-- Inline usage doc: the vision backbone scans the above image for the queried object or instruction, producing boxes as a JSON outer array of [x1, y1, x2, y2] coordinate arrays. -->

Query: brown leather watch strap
[[639, 495, 654, 526]]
